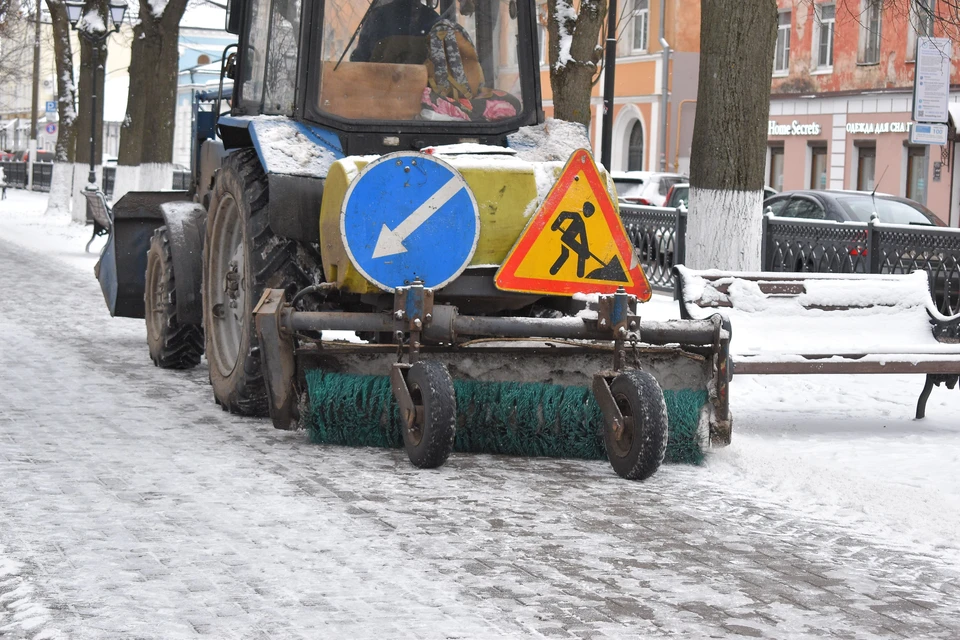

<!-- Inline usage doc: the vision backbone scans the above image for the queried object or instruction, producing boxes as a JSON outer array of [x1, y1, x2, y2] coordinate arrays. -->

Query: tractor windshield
[[317, 0, 528, 124]]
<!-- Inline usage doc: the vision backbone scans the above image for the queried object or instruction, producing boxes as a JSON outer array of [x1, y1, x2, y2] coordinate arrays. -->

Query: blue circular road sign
[[341, 151, 479, 292]]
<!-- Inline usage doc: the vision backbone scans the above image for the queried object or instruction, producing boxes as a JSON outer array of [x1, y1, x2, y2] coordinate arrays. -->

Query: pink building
[[767, 0, 960, 226]]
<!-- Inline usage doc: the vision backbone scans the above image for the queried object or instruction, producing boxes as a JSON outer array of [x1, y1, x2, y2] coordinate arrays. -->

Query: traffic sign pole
[[912, 36, 952, 146]]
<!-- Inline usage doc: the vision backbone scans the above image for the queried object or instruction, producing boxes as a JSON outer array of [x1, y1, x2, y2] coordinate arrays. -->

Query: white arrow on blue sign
[[341, 151, 480, 292]]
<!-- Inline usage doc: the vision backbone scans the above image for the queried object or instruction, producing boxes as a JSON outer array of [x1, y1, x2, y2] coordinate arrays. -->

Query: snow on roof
[[422, 143, 517, 155], [250, 117, 339, 178], [180, 1, 226, 29], [506, 118, 592, 163]]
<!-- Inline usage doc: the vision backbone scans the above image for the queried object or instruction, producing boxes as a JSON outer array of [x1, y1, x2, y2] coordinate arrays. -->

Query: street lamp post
[[65, 1, 127, 189]]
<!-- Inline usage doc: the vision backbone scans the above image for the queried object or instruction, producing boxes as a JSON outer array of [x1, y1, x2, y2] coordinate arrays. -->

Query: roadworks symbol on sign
[[495, 149, 652, 300]]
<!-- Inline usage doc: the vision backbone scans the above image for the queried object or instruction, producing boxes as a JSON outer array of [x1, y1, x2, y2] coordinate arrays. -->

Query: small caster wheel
[[402, 360, 456, 469], [603, 370, 668, 480]]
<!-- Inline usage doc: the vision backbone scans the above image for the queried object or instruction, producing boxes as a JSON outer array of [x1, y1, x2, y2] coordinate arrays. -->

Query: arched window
[[627, 121, 644, 171]]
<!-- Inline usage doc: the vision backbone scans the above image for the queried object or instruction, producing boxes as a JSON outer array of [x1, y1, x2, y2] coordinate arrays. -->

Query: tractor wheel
[[402, 361, 457, 469], [603, 370, 668, 481], [203, 148, 319, 416], [144, 226, 204, 369]]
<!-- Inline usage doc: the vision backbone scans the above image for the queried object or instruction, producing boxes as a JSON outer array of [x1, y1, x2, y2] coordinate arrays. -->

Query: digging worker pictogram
[[550, 201, 596, 277], [547, 199, 629, 282]]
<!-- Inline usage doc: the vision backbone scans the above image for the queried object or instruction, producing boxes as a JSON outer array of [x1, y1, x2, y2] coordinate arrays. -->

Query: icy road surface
[[1, 190, 959, 639]]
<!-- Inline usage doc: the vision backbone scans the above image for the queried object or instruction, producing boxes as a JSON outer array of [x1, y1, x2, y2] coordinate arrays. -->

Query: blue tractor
[[95, 0, 731, 479]]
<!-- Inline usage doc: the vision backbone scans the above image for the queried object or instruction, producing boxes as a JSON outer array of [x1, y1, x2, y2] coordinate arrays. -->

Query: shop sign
[[768, 120, 822, 136], [845, 122, 913, 134]]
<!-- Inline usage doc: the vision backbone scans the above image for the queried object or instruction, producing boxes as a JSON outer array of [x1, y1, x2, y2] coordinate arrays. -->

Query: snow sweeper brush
[[253, 149, 732, 480]]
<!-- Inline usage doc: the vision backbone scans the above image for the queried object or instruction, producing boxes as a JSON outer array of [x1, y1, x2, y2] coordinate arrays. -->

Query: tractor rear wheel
[[203, 148, 318, 416], [145, 226, 204, 369], [402, 361, 457, 469], [604, 370, 668, 480]]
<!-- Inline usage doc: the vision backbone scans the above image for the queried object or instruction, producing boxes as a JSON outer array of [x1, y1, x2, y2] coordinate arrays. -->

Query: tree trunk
[[115, 0, 188, 199], [44, 0, 78, 217], [686, 0, 777, 271], [548, 0, 605, 126]]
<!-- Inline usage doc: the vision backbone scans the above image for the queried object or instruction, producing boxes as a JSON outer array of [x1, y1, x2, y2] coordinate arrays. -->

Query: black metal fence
[[3, 163, 189, 199], [617, 205, 960, 313], [172, 170, 191, 191], [102, 166, 116, 198], [763, 214, 960, 315], [619, 204, 687, 293], [1, 161, 53, 191]]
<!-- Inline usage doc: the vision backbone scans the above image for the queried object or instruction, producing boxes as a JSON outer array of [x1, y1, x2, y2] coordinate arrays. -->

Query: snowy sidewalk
[[1, 190, 959, 639]]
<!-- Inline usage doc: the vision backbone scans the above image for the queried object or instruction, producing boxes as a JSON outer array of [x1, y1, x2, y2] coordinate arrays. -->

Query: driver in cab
[[350, 0, 442, 64]]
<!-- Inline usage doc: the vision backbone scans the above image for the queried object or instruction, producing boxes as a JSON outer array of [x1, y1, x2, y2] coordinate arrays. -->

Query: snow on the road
[[1, 190, 959, 637], [1, 189, 958, 564], [0, 190, 107, 272]]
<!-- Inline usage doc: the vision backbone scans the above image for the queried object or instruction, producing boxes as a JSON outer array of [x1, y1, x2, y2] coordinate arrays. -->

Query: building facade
[[768, 0, 960, 226], [0, 4, 60, 154], [172, 27, 238, 168], [539, 0, 701, 174]]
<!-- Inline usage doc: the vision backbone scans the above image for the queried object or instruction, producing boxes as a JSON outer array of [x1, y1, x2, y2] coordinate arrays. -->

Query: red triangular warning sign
[[495, 149, 652, 301]]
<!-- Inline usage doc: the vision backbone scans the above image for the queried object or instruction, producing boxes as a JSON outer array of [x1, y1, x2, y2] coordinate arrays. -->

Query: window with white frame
[[907, 0, 936, 61], [774, 11, 791, 74], [859, 0, 882, 64], [538, 24, 547, 65], [632, 0, 649, 52], [814, 3, 835, 70], [537, 2, 549, 65]]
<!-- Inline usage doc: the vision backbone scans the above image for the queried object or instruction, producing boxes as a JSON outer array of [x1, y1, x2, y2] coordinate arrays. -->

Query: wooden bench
[[83, 186, 112, 253], [675, 266, 960, 420]]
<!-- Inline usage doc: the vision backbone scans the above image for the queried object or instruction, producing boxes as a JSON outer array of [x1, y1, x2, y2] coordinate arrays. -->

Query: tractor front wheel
[[603, 370, 668, 480], [402, 361, 457, 469]]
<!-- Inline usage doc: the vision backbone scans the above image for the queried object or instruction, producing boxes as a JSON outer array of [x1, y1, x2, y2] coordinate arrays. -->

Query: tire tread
[[147, 227, 204, 369]]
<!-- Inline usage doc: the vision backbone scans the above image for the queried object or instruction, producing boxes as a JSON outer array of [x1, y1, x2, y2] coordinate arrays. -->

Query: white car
[[611, 171, 687, 207]]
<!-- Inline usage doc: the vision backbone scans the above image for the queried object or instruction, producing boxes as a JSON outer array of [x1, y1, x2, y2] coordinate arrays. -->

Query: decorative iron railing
[[1, 161, 52, 191], [619, 204, 686, 293], [172, 170, 191, 191], [4, 163, 188, 199], [763, 214, 960, 315], [31, 163, 53, 191], [102, 166, 116, 198]]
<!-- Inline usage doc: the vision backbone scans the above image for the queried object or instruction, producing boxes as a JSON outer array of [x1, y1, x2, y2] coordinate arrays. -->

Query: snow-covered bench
[[675, 266, 960, 420], [83, 186, 112, 252]]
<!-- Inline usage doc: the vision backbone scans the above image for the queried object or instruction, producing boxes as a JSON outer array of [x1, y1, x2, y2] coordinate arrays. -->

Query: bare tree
[[43, 0, 77, 216], [0, 0, 34, 115], [547, 0, 606, 125], [115, 0, 189, 195], [685, 0, 778, 271]]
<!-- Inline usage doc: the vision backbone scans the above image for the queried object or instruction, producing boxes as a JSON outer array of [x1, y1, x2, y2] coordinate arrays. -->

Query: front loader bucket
[[95, 191, 190, 318]]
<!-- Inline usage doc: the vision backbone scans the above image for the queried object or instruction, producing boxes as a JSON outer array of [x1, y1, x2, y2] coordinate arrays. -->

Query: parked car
[[11, 150, 54, 162], [763, 190, 948, 278], [763, 189, 944, 226], [611, 171, 686, 207]]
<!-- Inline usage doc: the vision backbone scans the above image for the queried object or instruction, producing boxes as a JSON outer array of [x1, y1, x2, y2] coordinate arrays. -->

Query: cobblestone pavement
[[1, 237, 959, 640]]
